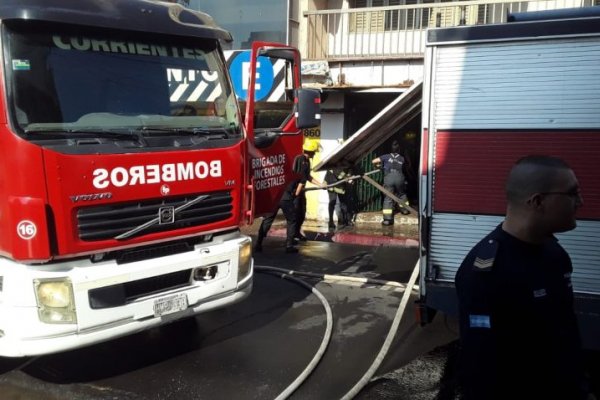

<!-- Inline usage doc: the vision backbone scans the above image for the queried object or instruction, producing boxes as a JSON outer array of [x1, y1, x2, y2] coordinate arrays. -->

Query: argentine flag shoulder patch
[[469, 314, 491, 329]]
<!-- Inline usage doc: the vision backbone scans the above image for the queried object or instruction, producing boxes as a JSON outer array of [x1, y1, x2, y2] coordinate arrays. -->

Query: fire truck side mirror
[[294, 89, 321, 129]]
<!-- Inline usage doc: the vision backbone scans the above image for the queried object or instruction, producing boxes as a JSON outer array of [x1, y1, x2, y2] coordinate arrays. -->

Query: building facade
[[299, 0, 599, 224], [180, 0, 599, 224]]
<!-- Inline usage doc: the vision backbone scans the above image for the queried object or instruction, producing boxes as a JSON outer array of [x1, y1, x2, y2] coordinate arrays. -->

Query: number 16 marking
[[17, 220, 37, 240]]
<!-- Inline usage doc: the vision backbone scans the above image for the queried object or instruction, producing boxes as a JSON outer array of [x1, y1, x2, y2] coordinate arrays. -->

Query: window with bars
[[350, 0, 433, 32], [350, 0, 384, 33]]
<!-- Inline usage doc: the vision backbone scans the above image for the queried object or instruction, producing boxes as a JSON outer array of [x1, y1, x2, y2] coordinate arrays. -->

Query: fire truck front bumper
[[0, 234, 253, 357]]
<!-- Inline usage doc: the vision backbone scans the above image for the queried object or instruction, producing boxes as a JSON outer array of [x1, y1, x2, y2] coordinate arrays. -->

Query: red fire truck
[[0, 0, 319, 356], [418, 7, 600, 349]]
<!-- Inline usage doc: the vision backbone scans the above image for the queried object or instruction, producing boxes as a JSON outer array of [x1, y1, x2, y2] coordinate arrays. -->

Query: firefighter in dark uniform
[[455, 155, 592, 400], [372, 139, 410, 226], [254, 140, 323, 253], [324, 167, 353, 230], [254, 177, 301, 254], [293, 140, 324, 241]]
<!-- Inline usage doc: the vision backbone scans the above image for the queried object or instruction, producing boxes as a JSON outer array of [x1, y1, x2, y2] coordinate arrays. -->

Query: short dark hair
[[505, 155, 572, 204], [391, 140, 400, 153]]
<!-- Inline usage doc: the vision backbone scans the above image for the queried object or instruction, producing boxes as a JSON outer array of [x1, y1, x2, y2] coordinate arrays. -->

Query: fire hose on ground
[[255, 259, 421, 400]]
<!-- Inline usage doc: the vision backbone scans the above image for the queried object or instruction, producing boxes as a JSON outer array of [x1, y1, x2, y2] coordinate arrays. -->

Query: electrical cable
[[255, 266, 334, 400]]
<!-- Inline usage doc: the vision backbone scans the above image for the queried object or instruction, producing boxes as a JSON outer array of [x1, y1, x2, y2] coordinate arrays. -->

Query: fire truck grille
[[77, 191, 233, 241], [88, 269, 192, 309]]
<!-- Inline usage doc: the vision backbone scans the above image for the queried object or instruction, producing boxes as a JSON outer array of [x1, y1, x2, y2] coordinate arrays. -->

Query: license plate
[[153, 293, 188, 317]]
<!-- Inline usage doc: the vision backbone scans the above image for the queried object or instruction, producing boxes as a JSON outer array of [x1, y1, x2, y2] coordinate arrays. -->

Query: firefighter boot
[[382, 208, 394, 226]]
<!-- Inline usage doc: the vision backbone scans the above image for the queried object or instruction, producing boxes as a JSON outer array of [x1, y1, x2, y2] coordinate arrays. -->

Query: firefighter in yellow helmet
[[254, 139, 324, 253], [302, 139, 319, 153], [294, 139, 325, 240]]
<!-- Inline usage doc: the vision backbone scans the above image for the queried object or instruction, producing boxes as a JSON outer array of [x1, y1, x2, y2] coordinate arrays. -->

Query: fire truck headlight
[[237, 239, 252, 283], [34, 279, 77, 324]]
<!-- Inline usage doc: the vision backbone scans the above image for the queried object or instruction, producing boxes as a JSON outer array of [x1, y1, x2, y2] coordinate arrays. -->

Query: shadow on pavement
[[20, 273, 315, 385], [357, 341, 461, 400]]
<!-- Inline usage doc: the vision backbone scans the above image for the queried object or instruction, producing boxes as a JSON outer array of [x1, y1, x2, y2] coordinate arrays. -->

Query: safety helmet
[[303, 139, 319, 153]]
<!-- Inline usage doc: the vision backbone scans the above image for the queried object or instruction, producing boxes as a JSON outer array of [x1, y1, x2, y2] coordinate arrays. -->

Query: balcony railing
[[304, 0, 597, 60]]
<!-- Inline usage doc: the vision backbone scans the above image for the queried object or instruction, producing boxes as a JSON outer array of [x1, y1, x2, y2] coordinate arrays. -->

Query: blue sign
[[229, 51, 274, 101]]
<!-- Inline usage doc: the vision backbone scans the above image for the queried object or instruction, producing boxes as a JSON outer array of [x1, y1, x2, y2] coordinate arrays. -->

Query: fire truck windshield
[[4, 22, 241, 143]]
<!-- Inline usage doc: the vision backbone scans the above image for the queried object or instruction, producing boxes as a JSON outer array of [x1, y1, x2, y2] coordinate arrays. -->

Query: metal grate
[[116, 241, 195, 265], [77, 191, 233, 241], [88, 269, 192, 309], [356, 154, 383, 212], [124, 269, 191, 301]]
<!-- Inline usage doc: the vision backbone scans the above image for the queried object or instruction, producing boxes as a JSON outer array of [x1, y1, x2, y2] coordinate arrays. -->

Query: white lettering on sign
[[17, 220, 37, 240], [242, 61, 261, 91], [92, 161, 222, 189], [52, 36, 206, 60], [251, 154, 286, 191], [167, 69, 218, 83]]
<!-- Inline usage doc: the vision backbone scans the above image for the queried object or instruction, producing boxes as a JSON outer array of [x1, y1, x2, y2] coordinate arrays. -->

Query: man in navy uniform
[[372, 139, 410, 225], [455, 155, 593, 399]]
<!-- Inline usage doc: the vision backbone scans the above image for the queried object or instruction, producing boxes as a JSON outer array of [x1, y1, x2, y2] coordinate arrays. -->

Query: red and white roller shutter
[[427, 36, 600, 294]]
